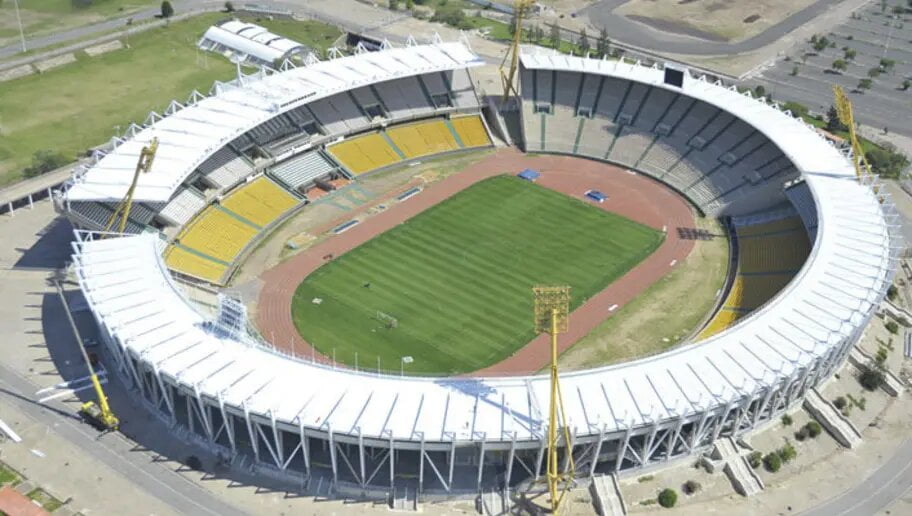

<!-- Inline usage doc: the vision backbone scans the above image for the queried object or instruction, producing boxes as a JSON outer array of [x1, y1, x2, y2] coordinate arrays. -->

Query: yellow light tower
[[833, 85, 873, 182], [104, 137, 158, 235], [533, 285, 574, 514], [500, 0, 534, 102]]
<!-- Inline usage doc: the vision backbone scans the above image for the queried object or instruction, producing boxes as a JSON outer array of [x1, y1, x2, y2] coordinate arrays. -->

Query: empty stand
[[199, 147, 255, 190], [270, 150, 338, 191], [164, 245, 228, 283], [450, 115, 491, 148], [175, 206, 259, 264], [220, 176, 299, 228], [159, 188, 207, 227], [387, 119, 459, 158], [328, 131, 402, 175]]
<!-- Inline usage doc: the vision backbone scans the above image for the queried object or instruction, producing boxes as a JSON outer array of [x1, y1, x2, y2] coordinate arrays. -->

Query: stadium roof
[[72, 52, 895, 444], [199, 20, 309, 65], [63, 42, 483, 204]]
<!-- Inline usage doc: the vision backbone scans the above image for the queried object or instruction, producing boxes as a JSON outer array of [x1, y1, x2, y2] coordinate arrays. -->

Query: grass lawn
[[556, 216, 729, 370], [0, 0, 158, 48], [26, 487, 63, 512], [291, 175, 664, 375], [0, 13, 341, 186], [0, 462, 21, 487]]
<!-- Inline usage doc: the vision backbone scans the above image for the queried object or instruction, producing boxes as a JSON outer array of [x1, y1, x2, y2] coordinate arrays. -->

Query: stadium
[[57, 37, 900, 504]]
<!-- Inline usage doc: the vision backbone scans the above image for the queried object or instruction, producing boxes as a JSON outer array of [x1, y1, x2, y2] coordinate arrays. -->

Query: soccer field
[[291, 175, 664, 375]]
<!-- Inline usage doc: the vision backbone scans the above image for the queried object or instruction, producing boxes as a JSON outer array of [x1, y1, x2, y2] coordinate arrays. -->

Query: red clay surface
[[256, 148, 695, 375], [0, 486, 49, 516]]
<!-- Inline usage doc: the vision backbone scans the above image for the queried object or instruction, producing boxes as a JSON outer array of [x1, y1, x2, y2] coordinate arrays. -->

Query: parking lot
[[758, 1, 912, 136]]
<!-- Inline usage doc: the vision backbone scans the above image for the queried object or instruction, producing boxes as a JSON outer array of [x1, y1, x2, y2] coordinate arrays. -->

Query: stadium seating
[[68, 201, 144, 234], [450, 115, 492, 148], [199, 147, 255, 190], [220, 176, 299, 228], [699, 216, 811, 339], [158, 188, 207, 227], [327, 132, 403, 175], [174, 205, 259, 264], [269, 150, 338, 191], [164, 245, 228, 283], [387, 119, 460, 158]]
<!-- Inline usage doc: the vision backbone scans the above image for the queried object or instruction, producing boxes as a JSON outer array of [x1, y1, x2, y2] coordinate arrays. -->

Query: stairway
[[590, 473, 627, 516], [803, 389, 863, 448]]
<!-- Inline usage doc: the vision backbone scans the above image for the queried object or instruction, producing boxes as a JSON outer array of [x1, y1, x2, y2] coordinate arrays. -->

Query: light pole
[[13, 0, 26, 53], [400, 356, 413, 376]]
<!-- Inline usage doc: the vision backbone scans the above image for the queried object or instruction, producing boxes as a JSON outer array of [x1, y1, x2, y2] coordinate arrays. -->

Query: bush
[[833, 396, 848, 410], [763, 452, 782, 472], [781, 414, 793, 426], [806, 421, 822, 438], [885, 320, 899, 334], [431, 4, 470, 29], [888, 285, 898, 301], [860, 366, 885, 391], [682, 480, 702, 495], [23, 150, 68, 179], [160, 0, 174, 18], [748, 451, 763, 468], [794, 426, 809, 441], [778, 443, 797, 463], [657, 488, 678, 508], [866, 145, 909, 179]]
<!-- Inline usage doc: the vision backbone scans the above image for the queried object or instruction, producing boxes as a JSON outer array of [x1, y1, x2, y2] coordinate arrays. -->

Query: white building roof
[[72, 53, 895, 444], [63, 42, 483, 204], [200, 21, 305, 64]]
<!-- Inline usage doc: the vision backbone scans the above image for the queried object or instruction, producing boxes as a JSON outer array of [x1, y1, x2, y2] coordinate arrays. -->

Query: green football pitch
[[291, 175, 664, 375]]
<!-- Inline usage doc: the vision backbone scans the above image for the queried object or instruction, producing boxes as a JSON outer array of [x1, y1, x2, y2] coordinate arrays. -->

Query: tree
[[748, 451, 763, 468], [826, 105, 848, 132], [657, 488, 678, 508], [858, 78, 873, 91], [860, 364, 886, 391], [866, 144, 910, 178], [880, 58, 896, 72], [844, 48, 856, 60], [806, 421, 822, 438], [902, 79, 911, 91], [406, 0, 414, 9], [753, 85, 766, 98], [833, 396, 848, 409], [790, 65, 799, 76], [549, 23, 561, 50], [224, 1, 234, 12], [886, 320, 899, 334], [578, 28, 590, 55], [763, 452, 782, 472], [868, 67, 881, 78], [831, 59, 847, 72], [683, 480, 702, 495], [389, 0, 400, 10], [597, 27, 610, 56], [778, 443, 797, 463], [781, 414, 793, 426], [812, 36, 830, 52], [160, 0, 174, 18], [23, 150, 68, 179]]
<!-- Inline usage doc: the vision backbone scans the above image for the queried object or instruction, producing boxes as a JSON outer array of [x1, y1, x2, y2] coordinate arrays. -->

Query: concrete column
[[476, 434, 487, 490], [589, 426, 606, 477], [418, 435, 426, 493], [328, 427, 338, 483], [299, 422, 311, 477], [505, 433, 516, 486], [448, 439, 456, 491], [358, 429, 366, 487], [389, 434, 395, 491]]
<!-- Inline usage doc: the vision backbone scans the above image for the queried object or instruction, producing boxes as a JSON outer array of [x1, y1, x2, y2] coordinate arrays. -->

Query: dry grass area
[[615, 0, 817, 42], [556, 216, 729, 371]]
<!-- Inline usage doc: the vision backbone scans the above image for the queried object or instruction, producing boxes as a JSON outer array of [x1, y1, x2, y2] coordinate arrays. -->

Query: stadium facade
[[63, 42, 901, 497]]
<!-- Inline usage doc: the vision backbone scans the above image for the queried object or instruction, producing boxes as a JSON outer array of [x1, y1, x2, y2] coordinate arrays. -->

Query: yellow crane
[[500, 0, 535, 102], [104, 137, 158, 234], [533, 286, 575, 514], [833, 85, 872, 181], [54, 280, 119, 431]]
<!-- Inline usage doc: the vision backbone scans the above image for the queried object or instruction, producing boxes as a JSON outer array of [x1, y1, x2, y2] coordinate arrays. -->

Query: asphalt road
[[0, 362, 248, 516], [801, 438, 912, 516], [580, 0, 842, 56]]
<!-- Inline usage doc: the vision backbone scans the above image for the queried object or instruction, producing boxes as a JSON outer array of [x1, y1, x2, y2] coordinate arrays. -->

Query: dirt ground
[[615, 0, 818, 43], [255, 149, 697, 375]]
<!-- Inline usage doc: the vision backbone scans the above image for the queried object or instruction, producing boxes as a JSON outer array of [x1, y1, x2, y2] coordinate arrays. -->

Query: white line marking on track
[[670, 259, 677, 266], [609, 304, 619, 312]]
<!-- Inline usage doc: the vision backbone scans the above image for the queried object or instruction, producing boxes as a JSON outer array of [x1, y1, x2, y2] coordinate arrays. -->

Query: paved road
[[0, 361, 248, 516], [580, 0, 845, 56], [801, 438, 912, 516]]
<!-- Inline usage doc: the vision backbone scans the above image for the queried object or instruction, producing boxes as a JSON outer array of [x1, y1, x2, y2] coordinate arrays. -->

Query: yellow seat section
[[450, 115, 491, 148], [328, 132, 402, 175], [221, 176, 298, 228], [736, 216, 804, 237], [735, 274, 794, 310], [164, 245, 227, 284], [739, 230, 811, 274], [698, 309, 744, 340], [387, 119, 459, 158], [176, 206, 258, 264]]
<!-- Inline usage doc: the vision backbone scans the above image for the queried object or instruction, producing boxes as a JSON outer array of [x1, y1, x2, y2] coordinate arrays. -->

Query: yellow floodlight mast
[[833, 85, 872, 181], [104, 137, 159, 234], [500, 0, 534, 102], [533, 286, 575, 514]]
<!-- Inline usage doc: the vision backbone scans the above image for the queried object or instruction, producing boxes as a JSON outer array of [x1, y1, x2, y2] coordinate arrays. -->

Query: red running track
[[255, 148, 695, 375]]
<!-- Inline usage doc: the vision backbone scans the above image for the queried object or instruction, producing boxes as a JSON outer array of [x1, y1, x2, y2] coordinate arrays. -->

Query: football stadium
[[54, 38, 899, 503]]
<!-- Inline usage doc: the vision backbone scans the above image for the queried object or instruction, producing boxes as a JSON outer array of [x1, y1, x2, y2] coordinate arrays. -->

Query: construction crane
[[833, 85, 872, 182], [104, 137, 158, 234], [54, 280, 119, 432], [533, 286, 575, 514], [500, 0, 535, 102]]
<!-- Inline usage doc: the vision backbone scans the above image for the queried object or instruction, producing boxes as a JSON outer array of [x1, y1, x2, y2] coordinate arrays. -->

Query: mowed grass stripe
[[292, 175, 664, 375]]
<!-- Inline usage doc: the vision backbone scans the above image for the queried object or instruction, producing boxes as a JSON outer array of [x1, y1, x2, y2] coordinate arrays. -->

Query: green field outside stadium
[[291, 175, 664, 375]]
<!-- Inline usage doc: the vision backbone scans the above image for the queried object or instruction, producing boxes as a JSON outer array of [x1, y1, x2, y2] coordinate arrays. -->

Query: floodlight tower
[[500, 0, 534, 102], [533, 285, 575, 514]]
